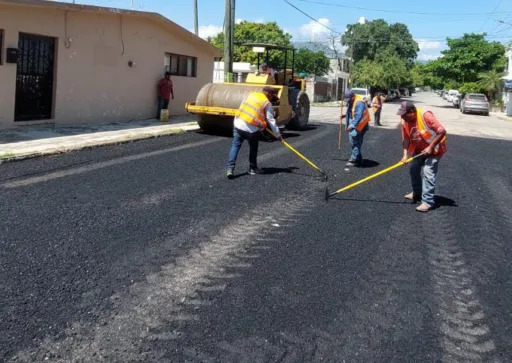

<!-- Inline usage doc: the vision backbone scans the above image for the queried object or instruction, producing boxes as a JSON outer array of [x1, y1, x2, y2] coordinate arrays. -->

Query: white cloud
[[236, 18, 243, 24], [298, 17, 332, 40], [416, 39, 442, 51], [358, 16, 366, 24], [417, 53, 441, 61], [197, 24, 223, 39]]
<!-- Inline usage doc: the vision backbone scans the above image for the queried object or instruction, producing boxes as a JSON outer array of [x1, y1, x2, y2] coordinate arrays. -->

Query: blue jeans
[[410, 155, 439, 206], [156, 97, 169, 119], [348, 129, 366, 162], [227, 128, 259, 170]]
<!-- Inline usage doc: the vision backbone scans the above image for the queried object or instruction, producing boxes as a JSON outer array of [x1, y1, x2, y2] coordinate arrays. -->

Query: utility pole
[[193, 0, 198, 36], [223, 0, 234, 82]]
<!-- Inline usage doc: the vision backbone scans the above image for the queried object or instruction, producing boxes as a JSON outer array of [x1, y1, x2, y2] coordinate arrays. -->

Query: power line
[[478, 0, 505, 32], [283, 0, 341, 34], [297, 0, 512, 16]]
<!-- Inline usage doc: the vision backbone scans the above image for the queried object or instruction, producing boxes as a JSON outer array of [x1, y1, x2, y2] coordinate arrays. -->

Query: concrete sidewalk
[[0, 116, 200, 161]]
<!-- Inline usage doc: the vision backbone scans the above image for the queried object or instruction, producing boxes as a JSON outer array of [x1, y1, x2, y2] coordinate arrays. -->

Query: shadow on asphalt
[[433, 195, 458, 208], [329, 196, 412, 204], [327, 195, 457, 207], [196, 124, 320, 139], [431, 105, 459, 109], [360, 159, 380, 168]]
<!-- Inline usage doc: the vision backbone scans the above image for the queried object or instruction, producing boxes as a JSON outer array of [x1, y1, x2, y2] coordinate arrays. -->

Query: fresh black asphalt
[[1, 118, 511, 362]]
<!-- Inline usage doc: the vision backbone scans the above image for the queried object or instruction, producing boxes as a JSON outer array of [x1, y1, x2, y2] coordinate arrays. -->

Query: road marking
[[0, 138, 223, 188]]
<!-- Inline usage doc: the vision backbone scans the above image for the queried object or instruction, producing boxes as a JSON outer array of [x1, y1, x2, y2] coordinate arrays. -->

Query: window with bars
[[164, 52, 197, 77]]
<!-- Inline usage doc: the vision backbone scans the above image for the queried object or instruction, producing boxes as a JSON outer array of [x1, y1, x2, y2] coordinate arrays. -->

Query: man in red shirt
[[397, 101, 447, 212], [156, 72, 174, 119]]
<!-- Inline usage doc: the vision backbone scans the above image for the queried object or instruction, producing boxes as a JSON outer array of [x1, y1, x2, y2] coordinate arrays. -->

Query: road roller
[[185, 43, 311, 133]]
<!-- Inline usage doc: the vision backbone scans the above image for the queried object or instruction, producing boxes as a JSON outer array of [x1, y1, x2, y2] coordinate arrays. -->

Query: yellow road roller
[[185, 43, 311, 133]]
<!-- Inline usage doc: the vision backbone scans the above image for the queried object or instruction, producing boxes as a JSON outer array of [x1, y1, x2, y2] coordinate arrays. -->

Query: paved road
[[1, 92, 511, 362]]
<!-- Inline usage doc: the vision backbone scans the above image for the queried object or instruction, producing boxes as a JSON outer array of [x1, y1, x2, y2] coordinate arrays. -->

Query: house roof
[[0, 0, 221, 56]]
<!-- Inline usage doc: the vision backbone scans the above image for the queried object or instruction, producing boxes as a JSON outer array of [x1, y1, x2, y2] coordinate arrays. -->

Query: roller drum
[[195, 83, 269, 131]]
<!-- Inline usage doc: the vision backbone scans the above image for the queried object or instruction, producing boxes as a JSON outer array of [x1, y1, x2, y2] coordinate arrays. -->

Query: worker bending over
[[371, 92, 384, 126], [397, 101, 447, 213], [342, 89, 371, 167], [226, 87, 282, 179]]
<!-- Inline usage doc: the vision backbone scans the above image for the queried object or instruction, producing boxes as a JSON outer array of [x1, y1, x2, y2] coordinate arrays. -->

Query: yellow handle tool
[[325, 154, 424, 201], [266, 128, 327, 181]]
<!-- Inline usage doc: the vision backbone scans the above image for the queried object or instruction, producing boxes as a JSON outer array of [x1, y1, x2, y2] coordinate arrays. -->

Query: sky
[[64, 0, 512, 61]]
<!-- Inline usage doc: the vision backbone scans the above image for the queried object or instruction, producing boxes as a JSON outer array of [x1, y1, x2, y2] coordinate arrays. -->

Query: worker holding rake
[[342, 89, 371, 167], [397, 101, 447, 213], [226, 86, 282, 179]]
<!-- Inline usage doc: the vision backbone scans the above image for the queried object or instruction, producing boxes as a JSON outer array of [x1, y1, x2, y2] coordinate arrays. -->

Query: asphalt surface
[[1, 94, 512, 362]]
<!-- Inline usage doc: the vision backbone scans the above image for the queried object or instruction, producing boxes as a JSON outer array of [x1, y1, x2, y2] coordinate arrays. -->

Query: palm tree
[[477, 70, 503, 100]]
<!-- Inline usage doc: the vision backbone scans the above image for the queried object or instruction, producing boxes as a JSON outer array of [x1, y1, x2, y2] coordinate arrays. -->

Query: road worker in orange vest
[[342, 89, 371, 167], [226, 86, 283, 179], [397, 101, 447, 212], [371, 92, 384, 126]]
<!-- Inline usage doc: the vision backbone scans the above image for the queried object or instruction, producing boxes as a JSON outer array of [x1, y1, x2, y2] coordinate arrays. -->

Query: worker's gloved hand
[[276, 135, 283, 141], [400, 155, 409, 164]]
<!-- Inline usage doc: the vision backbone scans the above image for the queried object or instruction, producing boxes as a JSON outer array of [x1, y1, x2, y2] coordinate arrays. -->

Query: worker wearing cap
[[397, 101, 447, 212], [371, 92, 384, 126], [226, 86, 283, 179], [342, 89, 371, 167]]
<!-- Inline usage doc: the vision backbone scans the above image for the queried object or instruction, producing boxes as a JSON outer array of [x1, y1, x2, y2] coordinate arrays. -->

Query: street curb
[[0, 123, 201, 163], [497, 115, 512, 123]]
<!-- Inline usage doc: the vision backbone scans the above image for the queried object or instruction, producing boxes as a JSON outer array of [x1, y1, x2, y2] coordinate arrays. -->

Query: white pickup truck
[[351, 87, 372, 106]]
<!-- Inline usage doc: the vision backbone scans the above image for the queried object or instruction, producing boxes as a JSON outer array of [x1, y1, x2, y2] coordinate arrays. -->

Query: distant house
[[0, 0, 220, 129], [213, 61, 257, 83]]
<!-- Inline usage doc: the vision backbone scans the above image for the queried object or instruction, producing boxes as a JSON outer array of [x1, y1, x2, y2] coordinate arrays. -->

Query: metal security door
[[14, 33, 55, 121]]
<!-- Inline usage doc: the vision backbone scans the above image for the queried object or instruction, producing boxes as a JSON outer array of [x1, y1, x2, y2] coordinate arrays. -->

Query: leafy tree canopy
[[294, 49, 331, 77], [425, 33, 506, 84], [341, 19, 418, 64], [210, 21, 293, 68]]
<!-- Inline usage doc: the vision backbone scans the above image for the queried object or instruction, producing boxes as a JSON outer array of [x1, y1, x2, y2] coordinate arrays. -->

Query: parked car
[[452, 93, 463, 108], [351, 87, 371, 106], [460, 93, 490, 116], [446, 90, 459, 103]]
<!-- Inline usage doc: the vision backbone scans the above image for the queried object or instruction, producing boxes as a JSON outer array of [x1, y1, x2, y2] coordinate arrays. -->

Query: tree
[[410, 63, 425, 87], [210, 21, 293, 67], [477, 70, 503, 99], [341, 19, 418, 65], [425, 33, 506, 85], [294, 49, 331, 76], [352, 49, 412, 89]]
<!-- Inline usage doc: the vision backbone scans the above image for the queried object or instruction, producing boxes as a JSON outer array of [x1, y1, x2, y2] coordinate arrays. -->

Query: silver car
[[460, 93, 490, 116]]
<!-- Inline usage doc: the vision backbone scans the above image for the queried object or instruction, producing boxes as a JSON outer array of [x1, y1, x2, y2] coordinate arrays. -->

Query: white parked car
[[446, 90, 459, 102], [351, 87, 371, 106]]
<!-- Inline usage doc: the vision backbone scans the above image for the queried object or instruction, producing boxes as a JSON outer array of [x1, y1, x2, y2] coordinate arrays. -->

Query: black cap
[[396, 101, 416, 116], [262, 86, 277, 94], [262, 86, 279, 100]]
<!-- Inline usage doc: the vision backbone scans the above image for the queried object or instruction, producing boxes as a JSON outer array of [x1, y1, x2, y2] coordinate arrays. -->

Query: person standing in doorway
[[156, 71, 174, 119], [397, 101, 447, 213]]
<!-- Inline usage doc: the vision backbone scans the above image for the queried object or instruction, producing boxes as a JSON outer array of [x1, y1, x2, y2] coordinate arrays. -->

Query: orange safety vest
[[371, 95, 382, 113], [401, 108, 447, 155], [351, 94, 371, 131], [236, 92, 270, 129]]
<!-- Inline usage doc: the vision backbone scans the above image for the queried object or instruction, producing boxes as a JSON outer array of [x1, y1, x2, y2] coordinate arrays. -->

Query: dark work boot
[[249, 167, 263, 175]]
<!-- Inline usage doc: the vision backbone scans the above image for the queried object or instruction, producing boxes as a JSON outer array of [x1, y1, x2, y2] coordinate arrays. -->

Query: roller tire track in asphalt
[[8, 193, 317, 363]]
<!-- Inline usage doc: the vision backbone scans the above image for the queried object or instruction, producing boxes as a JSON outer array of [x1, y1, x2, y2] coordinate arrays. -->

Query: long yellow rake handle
[[266, 129, 325, 175], [330, 154, 423, 196]]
